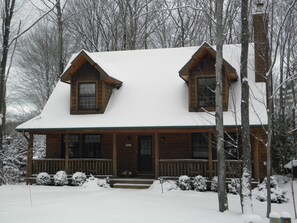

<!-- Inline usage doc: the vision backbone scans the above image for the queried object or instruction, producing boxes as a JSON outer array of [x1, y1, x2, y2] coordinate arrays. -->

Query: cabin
[[16, 10, 269, 183]]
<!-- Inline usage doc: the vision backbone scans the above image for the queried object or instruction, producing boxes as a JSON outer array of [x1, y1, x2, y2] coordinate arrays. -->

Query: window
[[192, 133, 208, 159], [62, 134, 80, 158], [83, 134, 101, 158], [78, 83, 96, 110], [224, 133, 240, 160], [197, 77, 216, 108]]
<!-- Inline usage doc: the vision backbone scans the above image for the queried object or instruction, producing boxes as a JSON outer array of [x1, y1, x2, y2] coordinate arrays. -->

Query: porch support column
[[208, 132, 213, 179], [112, 133, 117, 177], [65, 133, 69, 173], [253, 130, 260, 182], [25, 133, 34, 185], [154, 132, 159, 179]]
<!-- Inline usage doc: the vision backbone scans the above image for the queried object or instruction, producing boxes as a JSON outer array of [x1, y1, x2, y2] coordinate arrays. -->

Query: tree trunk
[[56, 0, 64, 74], [240, 0, 253, 214], [0, 0, 16, 186], [215, 0, 228, 212]]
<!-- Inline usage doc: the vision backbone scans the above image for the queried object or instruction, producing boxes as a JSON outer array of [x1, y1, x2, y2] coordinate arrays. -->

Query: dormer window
[[78, 82, 96, 110], [178, 42, 238, 112], [197, 77, 216, 108]]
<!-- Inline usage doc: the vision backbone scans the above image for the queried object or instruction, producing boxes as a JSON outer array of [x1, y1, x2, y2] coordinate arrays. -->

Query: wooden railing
[[32, 159, 65, 175], [212, 160, 243, 178], [32, 159, 113, 176], [159, 159, 243, 178], [68, 159, 113, 176], [159, 159, 208, 177]]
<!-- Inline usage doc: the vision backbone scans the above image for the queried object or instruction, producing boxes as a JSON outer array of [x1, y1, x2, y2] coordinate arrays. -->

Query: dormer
[[60, 50, 122, 114], [179, 42, 238, 112]]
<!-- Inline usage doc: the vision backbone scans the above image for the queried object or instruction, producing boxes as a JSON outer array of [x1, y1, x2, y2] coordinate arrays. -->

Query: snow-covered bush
[[71, 172, 87, 186], [36, 172, 51, 185], [98, 178, 110, 188], [228, 178, 240, 194], [211, 176, 218, 192], [193, 175, 207, 192], [54, 171, 68, 186], [82, 176, 110, 189], [256, 176, 289, 203], [150, 180, 178, 191], [178, 175, 192, 190]]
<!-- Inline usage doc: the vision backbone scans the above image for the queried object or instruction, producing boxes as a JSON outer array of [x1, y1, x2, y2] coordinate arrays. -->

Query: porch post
[[208, 132, 213, 179], [154, 132, 159, 179], [65, 133, 69, 173], [26, 133, 33, 185], [253, 130, 260, 182], [112, 133, 117, 177]]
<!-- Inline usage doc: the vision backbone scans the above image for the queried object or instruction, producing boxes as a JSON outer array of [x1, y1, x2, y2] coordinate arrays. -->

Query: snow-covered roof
[[17, 43, 267, 132]]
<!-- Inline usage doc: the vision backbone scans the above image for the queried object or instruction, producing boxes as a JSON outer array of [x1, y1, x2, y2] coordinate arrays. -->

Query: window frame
[[196, 76, 216, 110], [224, 132, 241, 160], [77, 82, 97, 111], [83, 134, 101, 158], [192, 133, 209, 159]]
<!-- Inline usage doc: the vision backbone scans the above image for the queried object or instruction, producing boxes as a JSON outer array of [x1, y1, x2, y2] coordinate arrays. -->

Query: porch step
[[110, 178, 154, 189]]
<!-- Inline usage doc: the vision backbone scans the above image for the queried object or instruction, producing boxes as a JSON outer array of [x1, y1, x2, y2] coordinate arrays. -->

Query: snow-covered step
[[113, 183, 152, 189], [110, 178, 154, 189]]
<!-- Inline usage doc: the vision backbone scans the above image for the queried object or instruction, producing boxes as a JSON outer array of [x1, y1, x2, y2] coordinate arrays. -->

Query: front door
[[138, 136, 152, 172]]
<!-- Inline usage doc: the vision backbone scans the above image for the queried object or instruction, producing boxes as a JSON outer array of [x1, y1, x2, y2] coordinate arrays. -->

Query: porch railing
[[159, 159, 243, 178], [159, 159, 208, 177], [32, 158, 113, 176]]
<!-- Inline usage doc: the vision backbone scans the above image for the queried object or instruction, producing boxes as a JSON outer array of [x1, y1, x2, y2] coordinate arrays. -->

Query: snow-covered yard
[[0, 180, 296, 223]]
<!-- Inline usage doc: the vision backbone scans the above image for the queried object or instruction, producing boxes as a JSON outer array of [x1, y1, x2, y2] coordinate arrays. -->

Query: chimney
[[253, 1, 269, 82]]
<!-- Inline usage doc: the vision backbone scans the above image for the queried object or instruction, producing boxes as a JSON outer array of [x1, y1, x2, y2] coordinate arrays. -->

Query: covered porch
[[24, 128, 266, 183]]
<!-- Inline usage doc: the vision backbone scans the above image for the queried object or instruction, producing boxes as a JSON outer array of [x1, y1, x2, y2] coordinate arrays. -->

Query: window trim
[[196, 76, 216, 111], [77, 81, 98, 111], [192, 133, 209, 159], [83, 134, 101, 158], [61, 134, 102, 159]]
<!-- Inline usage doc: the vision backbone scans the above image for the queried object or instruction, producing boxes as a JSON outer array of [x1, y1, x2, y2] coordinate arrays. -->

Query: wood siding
[[159, 133, 191, 159], [46, 134, 62, 158]]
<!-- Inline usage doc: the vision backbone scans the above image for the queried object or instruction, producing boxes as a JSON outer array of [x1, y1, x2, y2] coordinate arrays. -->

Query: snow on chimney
[[253, 1, 269, 82]]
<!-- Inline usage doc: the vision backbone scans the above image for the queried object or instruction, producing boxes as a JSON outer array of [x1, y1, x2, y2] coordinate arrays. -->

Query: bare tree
[[240, 0, 253, 214], [215, 0, 228, 212]]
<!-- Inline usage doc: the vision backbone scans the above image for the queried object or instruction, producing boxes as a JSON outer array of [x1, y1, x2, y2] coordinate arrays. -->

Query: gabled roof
[[16, 43, 267, 132], [179, 42, 238, 83], [60, 50, 122, 89]]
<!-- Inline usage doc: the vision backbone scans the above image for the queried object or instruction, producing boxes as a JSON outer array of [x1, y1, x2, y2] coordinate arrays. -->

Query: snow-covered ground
[[0, 180, 296, 223]]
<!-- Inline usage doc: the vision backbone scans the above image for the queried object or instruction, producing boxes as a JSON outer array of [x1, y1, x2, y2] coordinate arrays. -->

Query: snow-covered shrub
[[193, 175, 207, 192], [150, 180, 178, 191], [178, 175, 192, 190], [36, 172, 51, 185], [256, 176, 289, 203], [71, 172, 87, 186], [82, 176, 110, 189], [54, 171, 68, 186], [228, 178, 240, 194], [211, 176, 218, 192], [98, 178, 110, 188]]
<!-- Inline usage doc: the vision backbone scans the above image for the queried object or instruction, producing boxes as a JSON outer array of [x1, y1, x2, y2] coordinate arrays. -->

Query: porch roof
[[16, 43, 267, 132]]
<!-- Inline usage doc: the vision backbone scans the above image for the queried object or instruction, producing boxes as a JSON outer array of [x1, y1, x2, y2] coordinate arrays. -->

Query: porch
[[24, 129, 265, 183], [30, 158, 243, 179]]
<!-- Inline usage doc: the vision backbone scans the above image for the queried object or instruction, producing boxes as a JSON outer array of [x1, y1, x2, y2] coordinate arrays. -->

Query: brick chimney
[[253, 2, 269, 82]]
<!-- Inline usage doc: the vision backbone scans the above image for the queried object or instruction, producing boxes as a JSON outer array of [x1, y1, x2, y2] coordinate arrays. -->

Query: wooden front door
[[138, 136, 152, 172]]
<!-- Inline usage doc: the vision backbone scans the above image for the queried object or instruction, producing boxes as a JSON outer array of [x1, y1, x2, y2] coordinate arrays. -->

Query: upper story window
[[197, 77, 216, 108], [78, 83, 96, 110]]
